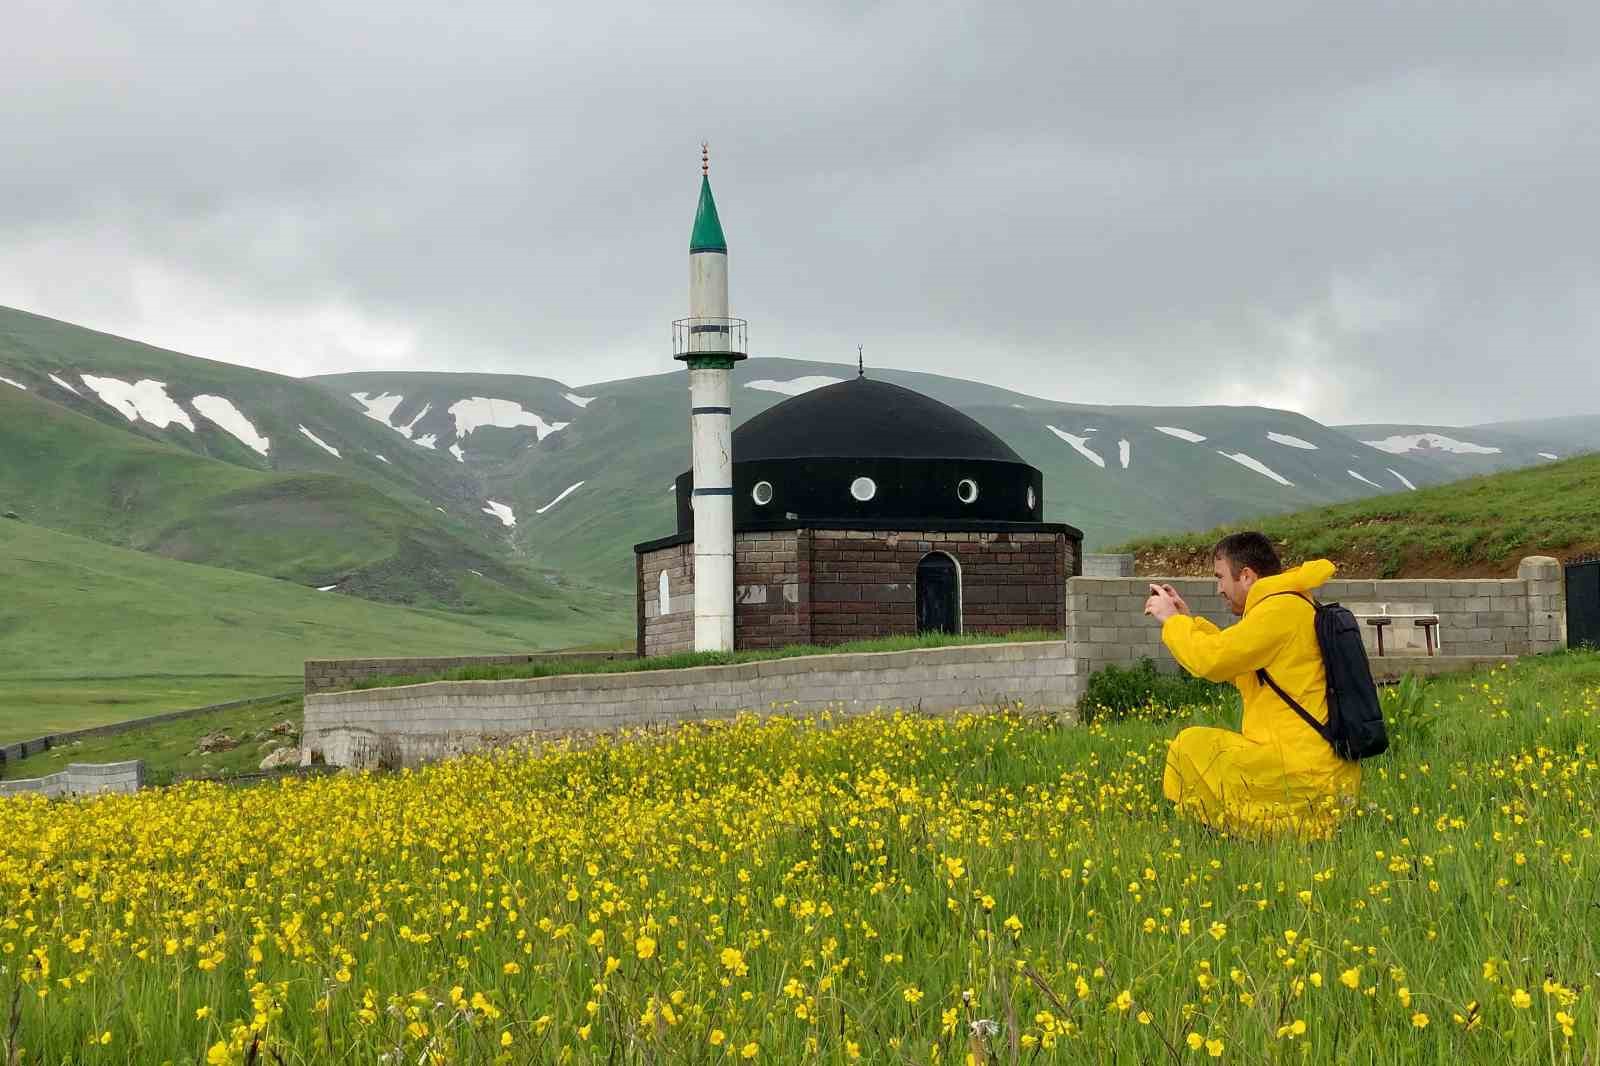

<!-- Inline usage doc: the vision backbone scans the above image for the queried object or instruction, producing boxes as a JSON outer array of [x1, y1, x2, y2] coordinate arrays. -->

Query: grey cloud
[[1, 0, 1596, 424]]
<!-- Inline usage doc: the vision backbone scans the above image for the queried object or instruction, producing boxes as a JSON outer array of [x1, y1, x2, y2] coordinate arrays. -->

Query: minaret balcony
[[673, 317, 748, 362]]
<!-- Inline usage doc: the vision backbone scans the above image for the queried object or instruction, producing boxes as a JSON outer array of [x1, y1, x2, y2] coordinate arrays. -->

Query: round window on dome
[[957, 478, 979, 504], [751, 480, 774, 506], [1027, 486, 1037, 512], [849, 476, 877, 502]]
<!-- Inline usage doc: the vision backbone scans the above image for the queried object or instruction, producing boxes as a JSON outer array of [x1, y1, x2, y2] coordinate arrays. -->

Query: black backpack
[[1255, 592, 1388, 761]]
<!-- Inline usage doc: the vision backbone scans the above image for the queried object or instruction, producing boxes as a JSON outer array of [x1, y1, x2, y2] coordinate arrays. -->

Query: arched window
[[659, 570, 672, 616], [916, 552, 961, 635]]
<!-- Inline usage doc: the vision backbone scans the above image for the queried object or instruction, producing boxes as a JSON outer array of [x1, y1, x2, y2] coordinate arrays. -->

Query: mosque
[[633, 150, 1083, 656]]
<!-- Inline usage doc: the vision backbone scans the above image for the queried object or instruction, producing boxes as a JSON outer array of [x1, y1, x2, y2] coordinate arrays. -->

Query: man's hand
[[1144, 584, 1182, 623]]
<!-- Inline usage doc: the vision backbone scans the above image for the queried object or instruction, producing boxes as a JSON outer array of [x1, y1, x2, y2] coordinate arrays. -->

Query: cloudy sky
[[2, 0, 1595, 425]]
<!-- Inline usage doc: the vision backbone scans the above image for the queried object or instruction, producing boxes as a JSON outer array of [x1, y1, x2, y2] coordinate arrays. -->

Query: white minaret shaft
[[682, 145, 738, 652]]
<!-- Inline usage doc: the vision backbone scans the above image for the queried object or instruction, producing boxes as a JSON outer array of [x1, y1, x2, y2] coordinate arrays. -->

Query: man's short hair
[[1212, 531, 1282, 578]]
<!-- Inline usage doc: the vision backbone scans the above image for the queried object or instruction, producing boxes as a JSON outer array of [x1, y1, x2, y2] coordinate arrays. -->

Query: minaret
[[675, 144, 745, 652]]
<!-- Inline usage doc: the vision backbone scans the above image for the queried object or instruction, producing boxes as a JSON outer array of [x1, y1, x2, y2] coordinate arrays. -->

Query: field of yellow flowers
[[1, 652, 1596, 1065]]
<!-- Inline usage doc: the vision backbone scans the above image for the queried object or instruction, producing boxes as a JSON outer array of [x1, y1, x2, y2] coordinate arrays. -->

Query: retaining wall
[[0, 690, 298, 771], [1067, 556, 1566, 678], [304, 652, 634, 694], [303, 641, 1079, 768], [0, 761, 144, 799]]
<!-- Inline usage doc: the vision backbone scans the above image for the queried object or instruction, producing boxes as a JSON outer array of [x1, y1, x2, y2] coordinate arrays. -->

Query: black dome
[[734, 377, 1025, 463]]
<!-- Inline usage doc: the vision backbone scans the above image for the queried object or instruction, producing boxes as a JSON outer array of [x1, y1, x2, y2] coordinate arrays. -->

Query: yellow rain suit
[[1159, 560, 1361, 838]]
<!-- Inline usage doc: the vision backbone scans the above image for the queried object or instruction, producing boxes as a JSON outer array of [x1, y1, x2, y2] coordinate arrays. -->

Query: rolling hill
[[0, 519, 629, 740], [1118, 452, 1600, 578]]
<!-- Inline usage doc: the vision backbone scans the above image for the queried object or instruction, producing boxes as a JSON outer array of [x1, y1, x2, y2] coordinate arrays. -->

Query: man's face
[[1213, 555, 1255, 616]]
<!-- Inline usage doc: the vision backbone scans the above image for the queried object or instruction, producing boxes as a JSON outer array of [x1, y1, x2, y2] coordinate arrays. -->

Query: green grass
[[0, 520, 629, 740], [0, 695, 304, 784], [351, 628, 1061, 690], [1117, 451, 1600, 577], [0, 651, 1595, 1063], [0, 676, 298, 744]]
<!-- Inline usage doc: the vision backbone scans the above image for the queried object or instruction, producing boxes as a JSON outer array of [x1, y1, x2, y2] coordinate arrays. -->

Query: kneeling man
[[1144, 532, 1360, 837]]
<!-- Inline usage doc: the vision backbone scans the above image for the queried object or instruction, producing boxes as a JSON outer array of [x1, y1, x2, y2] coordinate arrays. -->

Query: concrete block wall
[[0, 761, 144, 799], [1082, 553, 1135, 577], [303, 641, 1080, 769], [1067, 557, 1567, 678], [305, 652, 634, 695]]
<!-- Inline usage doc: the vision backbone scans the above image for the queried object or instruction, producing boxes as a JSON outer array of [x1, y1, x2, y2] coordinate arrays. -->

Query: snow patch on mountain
[[297, 425, 341, 458], [449, 397, 569, 441], [374, 454, 390, 464], [1363, 433, 1500, 455], [536, 481, 586, 514], [399, 403, 431, 437], [413, 434, 438, 450], [1539, 452, 1559, 460], [449, 443, 465, 463], [350, 391, 411, 434], [317, 585, 339, 592], [1118, 439, 1131, 469], [1217, 451, 1292, 486], [1154, 425, 1206, 443], [564, 393, 596, 408], [1047, 425, 1106, 468], [193, 395, 270, 456], [745, 376, 845, 396], [1348, 469, 1383, 489], [80, 375, 195, 431], [49, 373, 80, 395], [0, 375, 25, 390], [1388, 468, 1417, 491], [481, 500, 517, 527], [1267, 432, 1317, 450]]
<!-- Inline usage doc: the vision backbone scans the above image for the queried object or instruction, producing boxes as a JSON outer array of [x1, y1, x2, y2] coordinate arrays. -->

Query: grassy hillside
[[1117, 452, 1600, 577], [0, 520, 629, 740], [0, 384, 584, 611], [324, 360, 1460, 588]]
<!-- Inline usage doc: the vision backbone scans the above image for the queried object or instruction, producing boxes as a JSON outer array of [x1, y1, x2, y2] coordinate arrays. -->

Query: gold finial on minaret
[[701, 141, 709, 176]]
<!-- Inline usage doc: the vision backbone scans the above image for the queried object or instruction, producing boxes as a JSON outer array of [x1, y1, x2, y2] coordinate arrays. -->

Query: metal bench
[[1344, 602, 1441, 657]]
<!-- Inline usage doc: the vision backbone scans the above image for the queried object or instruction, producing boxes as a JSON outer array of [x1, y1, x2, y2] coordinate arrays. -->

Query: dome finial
[[701, 141, 709, 176], [857, 345, 865, 379]]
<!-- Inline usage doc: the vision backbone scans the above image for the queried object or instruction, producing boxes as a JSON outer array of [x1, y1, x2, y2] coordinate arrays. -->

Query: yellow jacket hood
[[1245, 559, 1336, 613]]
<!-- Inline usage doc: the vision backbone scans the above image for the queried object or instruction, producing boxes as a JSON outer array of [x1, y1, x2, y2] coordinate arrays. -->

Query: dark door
[[1568, 559, 1600, 648], [917, 553, 961, 635]]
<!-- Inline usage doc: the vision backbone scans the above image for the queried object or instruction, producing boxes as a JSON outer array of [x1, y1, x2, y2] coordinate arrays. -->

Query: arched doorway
[[916, 552, 961, 635]]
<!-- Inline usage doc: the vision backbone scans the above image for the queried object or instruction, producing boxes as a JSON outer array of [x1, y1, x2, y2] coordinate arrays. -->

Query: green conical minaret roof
[[690, 174, 727, 254]]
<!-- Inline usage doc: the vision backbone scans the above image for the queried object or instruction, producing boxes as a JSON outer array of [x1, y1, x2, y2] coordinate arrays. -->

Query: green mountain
[[0, 308, 608, 613], [1120, 452, 1600, 578], [315, 359, 1466, 588]]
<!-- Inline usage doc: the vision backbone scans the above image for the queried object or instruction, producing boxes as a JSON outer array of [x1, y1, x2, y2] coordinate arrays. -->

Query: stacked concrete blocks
[[303, 640, 1081, 769]]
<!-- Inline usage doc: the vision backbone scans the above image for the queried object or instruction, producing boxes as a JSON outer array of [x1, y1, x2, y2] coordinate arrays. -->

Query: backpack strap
[[1251, 591, 1330, 743], [1256, 667, 1331, 743]]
